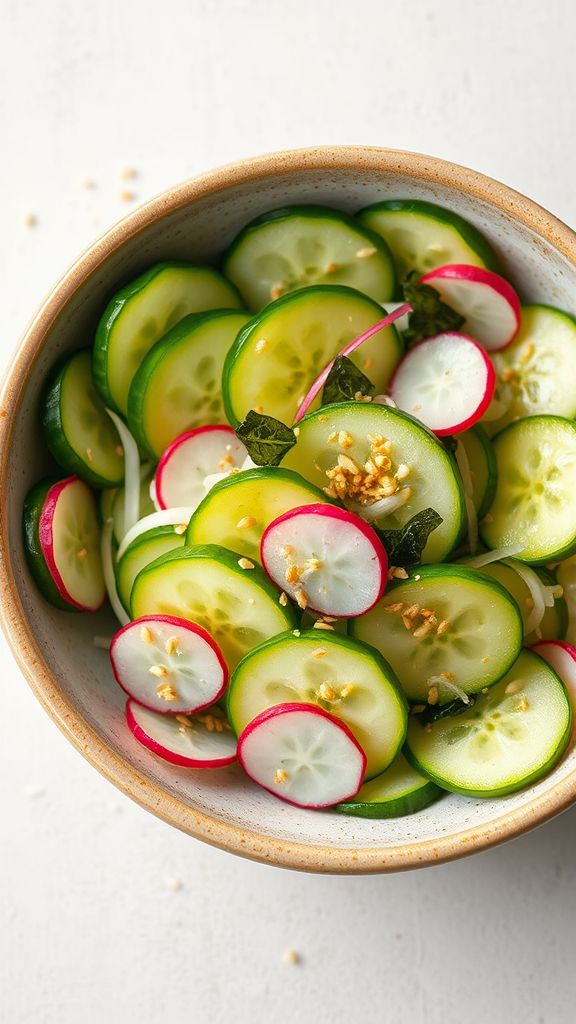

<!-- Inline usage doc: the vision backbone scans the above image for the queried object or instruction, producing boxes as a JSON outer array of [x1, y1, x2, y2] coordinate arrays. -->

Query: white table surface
[[2, 1, 576, 1020]]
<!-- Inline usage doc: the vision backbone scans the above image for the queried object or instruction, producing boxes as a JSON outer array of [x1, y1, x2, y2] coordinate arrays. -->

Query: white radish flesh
[[419, 264, 521, 352], [126, 700, 237, 767], [531, 641, 576, 706], [260, 503, 387, 617], [390, 332, 495, 435], [237, 702, 366, 807], [111, 615, 228, 713], [39, 476, 106, 611], [154, 425, 247, 510]]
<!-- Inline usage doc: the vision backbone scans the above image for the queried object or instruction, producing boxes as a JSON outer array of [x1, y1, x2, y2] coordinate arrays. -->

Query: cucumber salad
[[23, 199, 576, 816]]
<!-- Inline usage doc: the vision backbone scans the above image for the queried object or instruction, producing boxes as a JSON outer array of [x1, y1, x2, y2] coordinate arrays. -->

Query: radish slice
[[111, 615, 228, 713], [419, 265, 521, 352], [237, 702, 366, 808], [294, 303, 411, 423], [260, 503, 387, 617], [39, 476, 106, 611], [389, 332, 495, 435], [154, 426, 248, 510], [531, 641, 576, 705], [126, 700, 237, 768]]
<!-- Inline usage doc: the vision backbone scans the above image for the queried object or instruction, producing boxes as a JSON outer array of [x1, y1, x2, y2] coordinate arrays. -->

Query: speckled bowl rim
[[2, 145, 576, 873]]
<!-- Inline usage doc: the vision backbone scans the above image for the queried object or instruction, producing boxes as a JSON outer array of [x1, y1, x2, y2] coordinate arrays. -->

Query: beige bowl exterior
[[2, 146, 576, 874]]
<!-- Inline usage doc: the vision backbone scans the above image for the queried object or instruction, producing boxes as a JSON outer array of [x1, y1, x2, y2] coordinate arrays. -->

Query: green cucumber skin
[[221, 284, 403, 428], [22, 480, 77, 611], [130, 543, 298, 627], [468, 425, 498, 520], [335, 776, 442, 818], [42, 350, 123, 489], [356, 199, 500, 274], [127, 308, 245, 457], [116, 525, 183, 612], [223, 204, 397, 306], [92, 261, 243, 414]]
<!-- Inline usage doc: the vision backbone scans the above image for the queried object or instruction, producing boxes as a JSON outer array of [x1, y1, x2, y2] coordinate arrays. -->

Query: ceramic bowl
[[2, 146, 576, 873]]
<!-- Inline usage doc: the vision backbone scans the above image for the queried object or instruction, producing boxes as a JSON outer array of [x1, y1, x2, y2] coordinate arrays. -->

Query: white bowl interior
[[8, 160, 576, 858]]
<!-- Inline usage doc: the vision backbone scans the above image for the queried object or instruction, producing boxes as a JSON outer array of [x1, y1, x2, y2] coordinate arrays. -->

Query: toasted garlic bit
[[285, 564, 301, 584], [156, 682, 179, 701], [86, 447, 94, 462], [436, 619, 450, 636], [521, 342, 535, 363], [76, 548, 88, 560], [140, 625, 153, 644], [196, 712, 230, 733], [382, 602, 404, 614], [500, 367, 517, 383], [312, 648, 327, 659], [505, 679, 523, 695], [115, 445, 124, 457], [238, 557, 255, 570], [517, 696, 529, 711], [274, 768, 289, 784], [176, 714, 192, 728], [279, 591, 288, 607], [481, 656, 490, 664], [324, 261, 338, 274], [338, 430, 354, 449], [255, 338, 268, 354], [293, 426, 300, 437], [174, 523, 187, 535], [427, 685, 439, 705], [282, 949, 300, 965], [165, 636, 180, 656], [150, 664, 169, 679], [237, 515, 256, 529], [270, 282, 286, 300], [354, 390, 372, 403], [389, 567, 409, 580], [356, 246, 377, 258], [413, 620, 434, 639], [295, 589, 309, 610], [317, 682, 337, 702], [363, 356, 374, 371], [325, 431, 410, 508], [313, 621, 335, 631], [304, 557, 322, 573], [410, 704, 426, 715], [281, 544, 294, 559], [254, 405, 265, 414], [340, 684, 355, 698], [218, 453, 234, 471]]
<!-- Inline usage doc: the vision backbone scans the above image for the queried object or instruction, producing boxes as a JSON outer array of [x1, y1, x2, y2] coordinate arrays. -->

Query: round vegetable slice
[[350, 564, 523, 703], [111, 615, 228, 713], [93, 262, 243, 415], [405, 650, 572, 797], [335, 752, 442, 818], [483, 305, 576, 433], [281, 401, 465, 562], [130, 544, 296, 670], [223, 205, 396, 312], [459, 558, 567, 646], [237, 702, 366, 808], [127, 309, 250, 457], [227, 630, 407, 779], [222, 285, 403, 426], [116, 526, 185, 612], [531, 641, 576, 706], [126, 700, 237, 768], [111, 469, 155, 545], [187, 467, 332, 563], [154, 426, 247, 511], [42, 349, 124, 487], [419, 265, 520, 351], [389, 332, 495, 435], [23, 476, 105, 611], [356, 199, 499, 279], [457, 425, 497, 518], [260, 503, 387, 617], [480, 415, 576, 563]]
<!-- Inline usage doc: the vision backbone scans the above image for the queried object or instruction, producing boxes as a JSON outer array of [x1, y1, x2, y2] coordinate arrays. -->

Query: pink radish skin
[[237, 702, 367, 808], [294, 303, 411, 423], [419, 264, 521, 352], [39, 476, 105, 611], [111, 614, 228, 714], [154, 425, 247, 510], [260, 503, 387, 617], [126, 700, 237, 768], [531, 641, 576, 706], [389, 332, 496, 436]]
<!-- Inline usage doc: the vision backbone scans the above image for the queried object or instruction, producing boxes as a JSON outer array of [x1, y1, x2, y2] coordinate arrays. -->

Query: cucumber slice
[[483, 306, 576, 433], [227, 630, 407, 780], [116, 525, 185, 612], [112, 470, 155, 544], [93, 262, 243, 415], [458, 426, 497, 518], [356, 199, 498, 280], [187, 467, 332, 562], [459, 559, 567, 645], [350, 564, 523, 703], [405, 650, 572, 797], [335, 752, 442, 818], [127, 310, 250, 458], [23, 476, 105, 611], [130, 544, 296, 670], [222, 285, 403, 427], [43, 350, 124, 487], [281, 402, 465, 562], [223, 205, 396, 311], [481, 415, 576, 563]]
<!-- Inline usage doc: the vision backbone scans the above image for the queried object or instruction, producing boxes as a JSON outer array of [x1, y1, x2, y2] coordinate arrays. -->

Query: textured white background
[[2, 1, 576, 1021]]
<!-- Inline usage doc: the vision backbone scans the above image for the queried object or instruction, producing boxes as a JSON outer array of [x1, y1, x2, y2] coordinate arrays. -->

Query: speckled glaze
[[2, 147, 576, 874]]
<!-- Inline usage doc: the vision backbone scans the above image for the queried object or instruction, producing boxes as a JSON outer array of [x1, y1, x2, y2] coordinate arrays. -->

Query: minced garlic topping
[[324, 432, 409, 508]]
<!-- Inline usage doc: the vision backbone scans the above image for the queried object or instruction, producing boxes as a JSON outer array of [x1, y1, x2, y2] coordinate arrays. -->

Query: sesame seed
[[338, 430, 354, 449], [293, 426, 300, 436], [115, 445, 124, 457], [318, 682, 336, 701], [396, 463, 410, 481], [389, 567, 409, 580], [412, 404, 422, 413], [86, 447, 94, 462], [382, 602, 404, 613], [295, 589, 309, 610], [165, 636, 180, 656], [481, 656, 490, 664], [279, 592, 288, 606], [414, 574, 421, 581], [436, 619, 450, 636], [356, 246, 377, 258], [410, 704, 426, 715], [119, 189, 135, 202], [324, 261, 338, 274], [282, 949, 300, 965], [505, 679, 523, 694], [292, 629, 301, 637], [521, 342, 535, 363], [174, 523, 187, 535], [156, 682, 178, 701], [270, 282, 286, 300], [81, 177, 96, 190], [140, 625, 153, 644], [313, 621, 335, 630], [281, 545, 293, 558], [517, 696, 529, 711], [255, 338, 268, 354], [312, 648, 327, 659], [150, 664, 169, 678], [525, 597, 535, 609], [340, 684, 355, 698], [427, 685, 439, 705], [76, 548, 88, 560], [274, 768, 289, 784], [413, 620, 434, 639], [238, 557, 255, 570], [318, 415, 327, 422], [22, 212, 37, 227], [120, 167, 137, 180], [285, 564, 301, 584], [363, 357, 374, 371], [237, 516, 256, 529], [165, 877, 183, 892], [254, 405, 264, 414]]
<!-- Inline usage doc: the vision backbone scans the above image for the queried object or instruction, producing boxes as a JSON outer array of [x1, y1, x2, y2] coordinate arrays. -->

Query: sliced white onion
[[101, 519, 130, 626], [116, 507, 194, 561], [372, 394, 397, 407], [467, 545, 523, 568], [203, 471, 231, 493], [241, 454, 258, 471], [503, 558, 560, 637], [455, 439, 479, 554], [349, 486, 412, 521], [106, 409, 140, 538], [427, 674, 471, 705]]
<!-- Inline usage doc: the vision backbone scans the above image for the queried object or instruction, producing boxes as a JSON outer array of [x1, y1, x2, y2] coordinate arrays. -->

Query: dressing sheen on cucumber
[[335, 752, 442, 818]]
